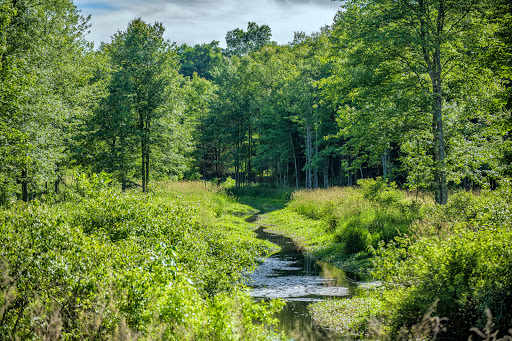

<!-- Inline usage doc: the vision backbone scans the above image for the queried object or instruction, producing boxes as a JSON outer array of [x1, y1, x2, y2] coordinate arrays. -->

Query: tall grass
[[287, 180, 512, 339], [287, 180, 423, 255]]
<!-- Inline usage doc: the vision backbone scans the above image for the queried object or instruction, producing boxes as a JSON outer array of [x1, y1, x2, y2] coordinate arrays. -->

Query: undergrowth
[[0, 176, 283, 340], [262, 178, 512, 339]]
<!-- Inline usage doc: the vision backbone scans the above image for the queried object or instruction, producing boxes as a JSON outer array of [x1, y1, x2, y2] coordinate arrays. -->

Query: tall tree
[[225, 22, 272, 56], [108, 18, 178, 192], [332, 0, 484, 204], [0, 0, 94, 202]]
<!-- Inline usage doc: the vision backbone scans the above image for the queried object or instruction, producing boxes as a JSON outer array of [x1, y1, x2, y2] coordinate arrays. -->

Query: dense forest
[[1, 0, 512, 340], [1, 0, 510, 204]]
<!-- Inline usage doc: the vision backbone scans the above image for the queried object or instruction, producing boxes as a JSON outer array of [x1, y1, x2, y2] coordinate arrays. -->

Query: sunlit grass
[[153, 181, 257, 223], [309, 297, 383, 336]]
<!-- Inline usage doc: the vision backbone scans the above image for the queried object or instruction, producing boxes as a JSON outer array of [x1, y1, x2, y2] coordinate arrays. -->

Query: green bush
[[335, 225, 369, 254], [373, 226, 512, 339], [358, 178, 402, 207], [0, 178, 282, 340]]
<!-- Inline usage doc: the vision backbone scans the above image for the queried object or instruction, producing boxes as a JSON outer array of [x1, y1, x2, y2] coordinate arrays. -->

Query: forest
[[1, 0, 511, 201], [1, 0, 511, 339]]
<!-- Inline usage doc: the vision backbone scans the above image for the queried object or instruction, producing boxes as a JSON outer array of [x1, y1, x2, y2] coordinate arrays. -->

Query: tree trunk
[[306, 123, 312, 189], [432, 1, 447, 205], [347, 157, 352, 187], [433, 85, 447, 204], [339, 159, 343, 187], [324, 158, 329, 188], [140, 111, 146, 192], [382, 149, 390, 177], [420, 0, 448, 204], [121, 134, 126, 192], [21, 169, 28, 202], [313, 127, 318, 189], [145, 118, 150, 191], [248, 123, 252, 186], [289, 133, 299, 189], [54, 167, 60, 194]]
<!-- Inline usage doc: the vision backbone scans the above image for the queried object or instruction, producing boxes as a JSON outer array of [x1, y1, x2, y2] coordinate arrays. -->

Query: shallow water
[[248, 216, 361, 340]]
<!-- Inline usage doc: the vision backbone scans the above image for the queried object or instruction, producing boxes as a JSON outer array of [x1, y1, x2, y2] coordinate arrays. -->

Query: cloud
[[78, 1, 120, 11], [75, 0, 342, 48]]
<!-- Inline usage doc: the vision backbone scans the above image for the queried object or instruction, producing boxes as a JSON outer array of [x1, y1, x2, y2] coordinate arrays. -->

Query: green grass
[[309, 296, 383, 336], [228, 185, 292, 213]]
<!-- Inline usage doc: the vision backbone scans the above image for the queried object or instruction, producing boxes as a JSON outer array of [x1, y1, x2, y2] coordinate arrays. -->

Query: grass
[[308, 296, 383, 336], [260, 184, 420, 276], [154, 180, 258, 221], [228, 185, 292, 213]]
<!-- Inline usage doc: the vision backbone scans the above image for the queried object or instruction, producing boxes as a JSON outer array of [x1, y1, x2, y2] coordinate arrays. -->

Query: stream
[[247, 215, 360, 340]]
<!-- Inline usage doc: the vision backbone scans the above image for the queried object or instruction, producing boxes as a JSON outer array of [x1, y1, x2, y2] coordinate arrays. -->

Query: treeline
[[200, 0, 512, 206], [0, 1, 195, 201], [1, 0, 511, 205]]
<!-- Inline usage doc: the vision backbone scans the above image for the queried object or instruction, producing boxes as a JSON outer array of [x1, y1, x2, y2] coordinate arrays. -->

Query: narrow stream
[[247, 215, 359, 340]]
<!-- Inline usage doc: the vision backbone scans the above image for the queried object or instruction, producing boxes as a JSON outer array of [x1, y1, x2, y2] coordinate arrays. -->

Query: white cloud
[[75, 0, 342, 48]]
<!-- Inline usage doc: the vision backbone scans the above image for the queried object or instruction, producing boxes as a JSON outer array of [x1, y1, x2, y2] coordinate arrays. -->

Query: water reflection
[[271, 301, 357, 341], [248, 218, 360, 341]]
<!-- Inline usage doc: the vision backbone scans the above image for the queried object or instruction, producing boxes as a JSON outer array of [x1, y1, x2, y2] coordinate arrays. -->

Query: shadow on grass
[[228, 186, 292, 213], [310, 243, 373, 281]]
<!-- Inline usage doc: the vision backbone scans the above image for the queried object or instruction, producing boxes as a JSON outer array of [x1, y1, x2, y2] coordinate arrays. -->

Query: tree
[[0, 3, 29, 203], [331, 0, 485, 204], [88, 63, 137, 191], [211, 56, 258, 187], [184, 74, 216, 181], [108, 18, 178, 192], [225, 22, 272, 56], [0, 0, 95, 202], [177, 41, 223, 80]]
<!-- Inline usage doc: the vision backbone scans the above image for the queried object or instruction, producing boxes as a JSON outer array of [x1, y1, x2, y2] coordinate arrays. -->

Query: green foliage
[[273, 183, 512, 338], [309, 297, 383, 336], [334, 224, 368, 255], [371, 183, 512, 339], [178, 41, 223, 80], [358, 178, 401, 207], [225, 22, 272, 56], [374, 227, 512, 339], [0, 0, 97, 201], [287, 184, 421, 256], [0, 178, 282, 339]]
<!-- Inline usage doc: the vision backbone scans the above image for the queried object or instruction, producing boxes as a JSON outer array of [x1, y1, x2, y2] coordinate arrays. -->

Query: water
[[247, 215, 360, 340]]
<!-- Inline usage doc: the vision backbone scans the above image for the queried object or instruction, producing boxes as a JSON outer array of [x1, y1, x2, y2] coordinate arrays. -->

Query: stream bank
[[247, 214, 366, 340]]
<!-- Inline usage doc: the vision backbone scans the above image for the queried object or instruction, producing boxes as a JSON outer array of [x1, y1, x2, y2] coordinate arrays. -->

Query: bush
[[373, 226, 512, 339], [358, 178, 402, 207], [336, 225, 370, 254], [0, 178, 282, 340]]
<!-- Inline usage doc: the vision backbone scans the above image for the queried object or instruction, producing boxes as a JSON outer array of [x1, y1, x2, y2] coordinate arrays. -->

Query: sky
[[74, 0, 343, 48]]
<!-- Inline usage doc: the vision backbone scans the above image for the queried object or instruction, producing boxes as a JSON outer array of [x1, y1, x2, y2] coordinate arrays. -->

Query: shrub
[[373, 227, 512, 339], [358, 178, 402, 207], [0, 178, 282, 340], [336, 225, 370, 254]]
